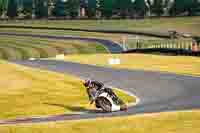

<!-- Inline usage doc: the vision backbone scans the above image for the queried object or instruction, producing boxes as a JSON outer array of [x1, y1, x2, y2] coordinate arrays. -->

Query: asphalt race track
[[0, 33, 200, 125]]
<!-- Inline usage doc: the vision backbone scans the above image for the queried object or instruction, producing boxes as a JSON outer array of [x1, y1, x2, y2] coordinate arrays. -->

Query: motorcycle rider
[[83, 79, 104, 104], [83, 79, 127, 111]]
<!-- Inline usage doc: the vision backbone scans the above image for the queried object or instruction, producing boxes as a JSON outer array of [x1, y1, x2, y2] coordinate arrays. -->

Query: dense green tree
[[133, 0, 148, 17], [170, 0, 200, 16], [3, 0, 8, 16], [18, 0, 23, 8], [52, 0, 66, 17], [35, 0, 48, 18], [48, 0, 56, 16], [0, 0, 199, 19], [0, 0, 3, 15], [188, 0, 200, 16], [170, 0, 187, 15], [86, 0, 97, 18], [151, 0, 164, 16], [99, 0, 114, 18], [0, 0, 8, 16], [22, 0, 33, 18], [7, 0, 18, 18], [114, 0, 132, 18], [66, 0, 79, 18]]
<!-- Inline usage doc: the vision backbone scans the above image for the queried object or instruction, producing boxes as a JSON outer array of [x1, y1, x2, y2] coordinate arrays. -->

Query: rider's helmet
[[83, 79, 92, 87]]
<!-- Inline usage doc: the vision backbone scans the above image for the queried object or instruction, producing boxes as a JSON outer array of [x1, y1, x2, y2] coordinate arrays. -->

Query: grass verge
[[0, 110, 200, 133], [64, 54, 200, 77]]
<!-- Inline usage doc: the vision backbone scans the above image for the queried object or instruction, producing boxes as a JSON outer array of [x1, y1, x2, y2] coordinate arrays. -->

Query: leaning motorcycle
[[88, 87, 127, 112]]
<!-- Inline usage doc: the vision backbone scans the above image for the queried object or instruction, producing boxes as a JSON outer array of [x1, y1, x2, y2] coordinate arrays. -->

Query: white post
[[122, 35, 128, 51]]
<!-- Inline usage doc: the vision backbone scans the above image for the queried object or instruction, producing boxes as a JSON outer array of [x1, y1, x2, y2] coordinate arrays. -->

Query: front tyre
[[97, 97, 112, 112], [95, 100, 101, 108]]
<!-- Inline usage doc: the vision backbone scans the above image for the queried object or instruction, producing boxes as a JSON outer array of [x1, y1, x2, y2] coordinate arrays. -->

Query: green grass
[[0, 28, 123, 41], [1, 110, 200, 133], [0, 17, 200, 35], [64, 54, 200, 77], [0, 60, 134, 119], [0, 36, 108, 60]]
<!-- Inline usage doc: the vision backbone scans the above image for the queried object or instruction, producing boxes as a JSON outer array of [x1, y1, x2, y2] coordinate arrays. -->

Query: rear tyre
[[120, 104, 128, 111]]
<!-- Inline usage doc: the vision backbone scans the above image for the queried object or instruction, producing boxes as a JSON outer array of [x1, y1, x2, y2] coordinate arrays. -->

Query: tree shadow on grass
[[43, 102, 105, 114]]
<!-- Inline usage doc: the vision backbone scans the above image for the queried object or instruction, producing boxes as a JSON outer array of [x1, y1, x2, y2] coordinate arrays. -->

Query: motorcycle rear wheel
[[97, 97, 112, 112]]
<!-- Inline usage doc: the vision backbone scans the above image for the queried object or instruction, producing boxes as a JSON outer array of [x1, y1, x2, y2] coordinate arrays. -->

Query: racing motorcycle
[[87, 87, 127, 112]]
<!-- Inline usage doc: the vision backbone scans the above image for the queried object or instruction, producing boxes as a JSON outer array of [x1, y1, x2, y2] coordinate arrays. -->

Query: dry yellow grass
[[0, 60, 134, 119], [64, 54, 200, 77], [1, 110, 200, 133]]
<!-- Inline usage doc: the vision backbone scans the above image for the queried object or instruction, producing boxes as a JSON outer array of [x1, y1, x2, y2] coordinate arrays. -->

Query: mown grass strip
[[0, 37, 54, 58], [0, 44, 33, 60], [0, 48, 9, 59], [4, 37, 59, 58], [0, 46, 21, 60], [0, 35, 108, 60]]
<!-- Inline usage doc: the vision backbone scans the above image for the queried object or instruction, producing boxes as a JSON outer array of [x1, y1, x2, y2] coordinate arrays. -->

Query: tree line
[[0, 0, 200, 19]]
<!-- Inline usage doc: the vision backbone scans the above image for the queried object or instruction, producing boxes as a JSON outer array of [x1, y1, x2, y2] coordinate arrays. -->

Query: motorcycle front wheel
[[97, 97, 112, 112]]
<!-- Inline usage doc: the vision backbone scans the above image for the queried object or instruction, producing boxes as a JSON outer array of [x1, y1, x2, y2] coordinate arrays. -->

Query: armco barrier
[[124, 48, 200, 56]]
